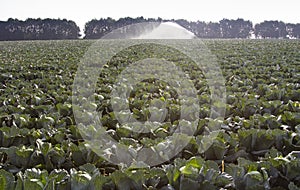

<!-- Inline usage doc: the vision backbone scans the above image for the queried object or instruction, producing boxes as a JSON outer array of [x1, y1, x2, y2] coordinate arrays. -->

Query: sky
[[1, 0, 299, 34]]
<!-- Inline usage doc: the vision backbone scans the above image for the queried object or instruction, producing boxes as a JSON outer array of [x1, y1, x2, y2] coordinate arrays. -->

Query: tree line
[[1, 17, 300, 40], [84, 17, 300, 39], [0, 18, 80, 41]]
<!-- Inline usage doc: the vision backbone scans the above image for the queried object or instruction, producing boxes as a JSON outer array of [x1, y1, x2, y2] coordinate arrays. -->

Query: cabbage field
[[0, 39, 300, 190]]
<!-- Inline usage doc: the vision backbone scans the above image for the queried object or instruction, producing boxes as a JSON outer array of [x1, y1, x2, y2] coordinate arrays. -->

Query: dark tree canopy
[[0, 18, 80, 41], [1, 17, 300, 40], [84, 17, 116, 39], [286, 23, 300, 39], [83, 18, 254, 39], [219, 19, 253, 38], [83, 17, 159, 39], [254, 21, 287, 39]]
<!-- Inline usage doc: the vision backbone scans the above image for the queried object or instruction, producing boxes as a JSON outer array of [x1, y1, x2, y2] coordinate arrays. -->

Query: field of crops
[[0, 39, 300, 190]]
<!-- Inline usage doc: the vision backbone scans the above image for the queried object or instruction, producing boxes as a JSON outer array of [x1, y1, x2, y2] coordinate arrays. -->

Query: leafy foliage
[[0, 39, 299, 189]]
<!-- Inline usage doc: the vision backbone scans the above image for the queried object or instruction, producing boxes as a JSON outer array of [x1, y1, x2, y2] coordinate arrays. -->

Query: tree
[[292, 24, 300, 39], [220, 18, 253, 38], [254, 21, 287, 39], [286, 23, 300, 39], [84, 17, 159, 39], [84, 17, 116, 39], [204, 22, 222, 38], [0, 18, 80, 41], [189, 21, 206, 38]]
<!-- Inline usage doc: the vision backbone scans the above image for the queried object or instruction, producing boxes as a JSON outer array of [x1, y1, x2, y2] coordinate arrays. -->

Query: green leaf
[[243, 171, 264, 189], [0, 169, 15, 190], [70, 169, 92, 190]]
